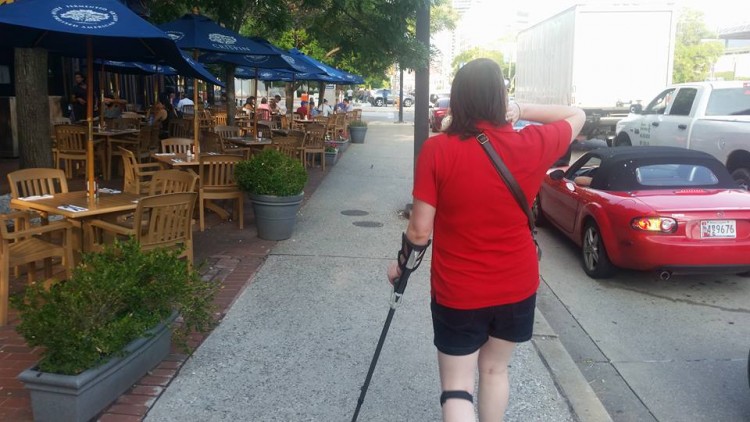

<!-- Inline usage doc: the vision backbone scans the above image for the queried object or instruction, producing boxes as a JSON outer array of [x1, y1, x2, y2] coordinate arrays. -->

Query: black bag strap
[[475, 132, 535, 233]]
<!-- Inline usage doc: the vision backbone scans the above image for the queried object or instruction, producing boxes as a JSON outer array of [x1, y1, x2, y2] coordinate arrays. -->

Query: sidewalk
[[142, 123, 611, 422]]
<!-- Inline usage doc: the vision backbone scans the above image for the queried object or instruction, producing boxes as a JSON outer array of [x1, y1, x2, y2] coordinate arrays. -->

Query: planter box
[[250, 192, 305, 241], [19, 313, 176, 422], [330, 139, 349, 153], [325, 151, 338, 166], [349, 126, 367, 143]]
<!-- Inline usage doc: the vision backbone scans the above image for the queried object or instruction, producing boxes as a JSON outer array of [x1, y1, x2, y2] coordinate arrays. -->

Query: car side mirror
[[549, 169, 565, 180], [630, 104, 643, 114]]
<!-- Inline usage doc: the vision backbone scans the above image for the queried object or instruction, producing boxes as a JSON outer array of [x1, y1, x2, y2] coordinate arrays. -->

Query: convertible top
[[573, 146, 737, 191]]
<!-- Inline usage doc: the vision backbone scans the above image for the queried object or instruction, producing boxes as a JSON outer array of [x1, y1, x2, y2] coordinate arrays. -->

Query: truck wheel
[[613, 133, 631, 147], [731, 168, 750, 190], [375, 98, 384, 107], [582, 222, 616, 278]]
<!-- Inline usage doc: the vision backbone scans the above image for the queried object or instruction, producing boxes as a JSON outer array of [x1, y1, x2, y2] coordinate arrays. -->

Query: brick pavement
[[0, 157, 329, 421]]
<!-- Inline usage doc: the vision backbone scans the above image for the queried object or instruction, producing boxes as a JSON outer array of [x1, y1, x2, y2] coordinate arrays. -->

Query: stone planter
[[18, 313, 176, 422], [249, 192, 305, 240], [330, 139, 349, 153], [325, 151, 338, 167], [349, 126, 367, 144]]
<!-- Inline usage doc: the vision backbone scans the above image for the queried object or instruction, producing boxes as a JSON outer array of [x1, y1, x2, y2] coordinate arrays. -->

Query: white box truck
[[514, 3, 677, 141]]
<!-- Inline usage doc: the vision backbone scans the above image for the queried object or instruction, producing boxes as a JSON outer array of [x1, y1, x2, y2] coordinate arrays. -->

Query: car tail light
[[631, 217, 677, 233]]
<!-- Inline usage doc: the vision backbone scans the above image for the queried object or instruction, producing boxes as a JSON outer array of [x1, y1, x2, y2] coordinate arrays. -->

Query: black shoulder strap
[[475, 132, 535, 233]]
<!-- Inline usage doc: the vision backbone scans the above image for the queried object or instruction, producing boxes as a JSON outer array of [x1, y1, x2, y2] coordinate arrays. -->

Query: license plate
[[700, 220, 736, 239]]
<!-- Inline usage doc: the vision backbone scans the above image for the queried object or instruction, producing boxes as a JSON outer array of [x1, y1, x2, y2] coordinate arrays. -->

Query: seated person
[[318, 99, 333, 117], [336, 98, 353, 113], [102, 94, 123, 119], [243, 96, 256, 113], [310, 99, 319, 117], [296, 100, 309, 118], [274, 94, 287, 115], [176, 92, 194, 114]]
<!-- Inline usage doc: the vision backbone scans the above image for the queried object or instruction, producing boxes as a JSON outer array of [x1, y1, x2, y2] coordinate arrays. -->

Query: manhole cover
[[341, 209, 369, 216], [353, 221, 383, 228]]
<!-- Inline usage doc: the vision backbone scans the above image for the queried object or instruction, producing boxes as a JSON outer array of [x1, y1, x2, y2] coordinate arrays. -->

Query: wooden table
[[11, 191, 143, 259], [225, 137, 273, 148], [151, 152, 200, 168]]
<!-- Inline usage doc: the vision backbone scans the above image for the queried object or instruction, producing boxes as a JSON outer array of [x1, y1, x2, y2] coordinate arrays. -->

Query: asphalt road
[[536, 221, 750, 422]]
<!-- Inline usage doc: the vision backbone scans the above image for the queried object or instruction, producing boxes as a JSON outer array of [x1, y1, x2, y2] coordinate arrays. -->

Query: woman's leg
[[437, 350, 479, 422], [477, 337, 516, 422]]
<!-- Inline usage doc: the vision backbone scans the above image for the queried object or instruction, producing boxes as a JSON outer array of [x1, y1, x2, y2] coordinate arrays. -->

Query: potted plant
[[12, 239, 217, 422], [348, 119, 368, 144], [235, 148, 308, 240], [325, 144, 339, 167]]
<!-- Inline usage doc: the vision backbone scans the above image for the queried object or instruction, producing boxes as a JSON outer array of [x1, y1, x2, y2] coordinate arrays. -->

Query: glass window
[[635, 164, 719, 186], [705, 87, 750, 116], [668, 88, 697, 116], [645, 88, 676, 115]]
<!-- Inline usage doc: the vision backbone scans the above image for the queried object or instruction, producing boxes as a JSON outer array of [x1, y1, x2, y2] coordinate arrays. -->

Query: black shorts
[[431, 293, 536, 356]]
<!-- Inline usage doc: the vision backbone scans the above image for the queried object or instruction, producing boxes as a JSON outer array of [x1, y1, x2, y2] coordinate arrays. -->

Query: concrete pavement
[[145, 123, 610, 421]]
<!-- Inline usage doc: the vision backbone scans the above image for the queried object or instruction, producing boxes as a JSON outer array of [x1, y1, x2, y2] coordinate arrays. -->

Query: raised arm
[[509, 103, 586, 143]]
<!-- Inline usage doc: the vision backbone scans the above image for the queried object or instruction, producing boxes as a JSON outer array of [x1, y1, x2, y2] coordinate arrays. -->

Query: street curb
[[533, 310, 613, 422]]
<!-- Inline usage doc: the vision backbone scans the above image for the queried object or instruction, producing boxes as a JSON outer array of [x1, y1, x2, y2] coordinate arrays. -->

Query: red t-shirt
[[413, 120, 571, 309]]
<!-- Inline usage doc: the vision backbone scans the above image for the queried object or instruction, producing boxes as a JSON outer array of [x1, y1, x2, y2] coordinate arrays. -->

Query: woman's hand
[[506, 102, 521, 124], [387, 261, 402, 286]]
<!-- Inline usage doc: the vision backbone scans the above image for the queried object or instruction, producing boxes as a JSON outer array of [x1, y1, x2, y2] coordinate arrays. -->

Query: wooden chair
[[202, 131, 224, 154], [149, 169, 199, 196], [84, 192, 198, 267], [168, 119, 193, 138], [302, 123, 327, 171], [198, 154, 244, 232], [161, 137, 193, 154], [214, 112, 228, 126], [351, 108, 362, 120], [121, 111, 141, 120], [119, 147, 163, 195], [213, 125, 249, 158], [108, 117, 140, 130], [107, 126, 153, 179], [7, 168, 68, 201], [0, 212, 74, 325], [333, 112, 348, 141], [55, 125, 106, 178]]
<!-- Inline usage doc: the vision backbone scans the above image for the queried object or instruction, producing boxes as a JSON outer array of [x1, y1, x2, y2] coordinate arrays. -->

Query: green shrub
[[11, 239, 217, 375], [235, 148, 308, 196], [348, 119, 368, 127]]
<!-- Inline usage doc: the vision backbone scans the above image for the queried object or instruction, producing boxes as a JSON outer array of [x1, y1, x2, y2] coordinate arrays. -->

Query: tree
[[673, 9, 724, 83], [451, 47, 505, 79]]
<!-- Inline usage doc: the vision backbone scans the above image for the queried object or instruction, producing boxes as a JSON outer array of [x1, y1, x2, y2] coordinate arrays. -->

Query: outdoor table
[[11, 190, 143, 260], [225, 136, 273, 148]]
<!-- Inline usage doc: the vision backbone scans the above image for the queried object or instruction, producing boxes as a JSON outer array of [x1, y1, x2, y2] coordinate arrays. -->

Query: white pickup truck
[[614, 81, 750, 188]]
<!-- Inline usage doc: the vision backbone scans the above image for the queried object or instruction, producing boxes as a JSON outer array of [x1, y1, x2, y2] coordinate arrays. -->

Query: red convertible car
[[534, 146, 750, 279], [429, 97, 450, 132]]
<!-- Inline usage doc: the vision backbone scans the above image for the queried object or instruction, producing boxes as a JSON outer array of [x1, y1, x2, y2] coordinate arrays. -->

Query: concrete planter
[[250, 192, 305, 240], [325, 151, 338, 166], [349, 126, 367, 144], [330, 139, 349, 153], [18, 313, 176, 422]]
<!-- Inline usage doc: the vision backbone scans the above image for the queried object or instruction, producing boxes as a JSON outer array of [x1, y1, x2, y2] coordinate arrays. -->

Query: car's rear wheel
[[731, 167, 750, 190], [375, 98, 384, 107], [403, 99, 413, 107], [613, 133, 631, 147], [532, 195, 546, 226], [582, 222, 616, 278]]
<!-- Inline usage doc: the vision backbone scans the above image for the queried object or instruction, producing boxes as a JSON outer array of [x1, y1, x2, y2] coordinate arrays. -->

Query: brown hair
[[444, 58, 508, 139]]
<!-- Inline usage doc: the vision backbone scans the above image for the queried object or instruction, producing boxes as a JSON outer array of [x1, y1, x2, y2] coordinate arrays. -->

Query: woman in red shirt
[[388, 58, 585, 421]]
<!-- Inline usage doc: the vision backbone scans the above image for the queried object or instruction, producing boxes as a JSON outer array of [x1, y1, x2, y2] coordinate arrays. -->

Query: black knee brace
[[440, 390, 473, 406]]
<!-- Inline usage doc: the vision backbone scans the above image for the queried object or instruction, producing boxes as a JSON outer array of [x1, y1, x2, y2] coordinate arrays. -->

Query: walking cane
[[351, 235, 430, 422]]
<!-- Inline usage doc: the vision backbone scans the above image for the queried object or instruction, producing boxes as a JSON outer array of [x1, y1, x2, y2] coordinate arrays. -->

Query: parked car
[[429, 98, 450, 132], [534, 146, 750, 279], [368, 89, 414, 107], [429, 92, 450, 106]]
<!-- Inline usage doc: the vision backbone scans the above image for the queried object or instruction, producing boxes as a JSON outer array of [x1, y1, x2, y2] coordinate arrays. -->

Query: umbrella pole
[[99, 63, 105, 127], [86, 38, 95, 199], [193, 49, 200, 154], [253, 67, 258, 137]]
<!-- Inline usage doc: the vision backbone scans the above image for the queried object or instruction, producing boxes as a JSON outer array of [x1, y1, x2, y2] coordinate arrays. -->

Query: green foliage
[[673, 9, 725, 83], [12, 240, 217, 375], [348, 119, 368, 127], [451, 48, 506, 80], [235, 149, 308, 196]]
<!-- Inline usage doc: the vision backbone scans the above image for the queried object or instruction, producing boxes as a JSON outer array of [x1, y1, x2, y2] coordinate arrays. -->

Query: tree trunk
[[226, 65, 236, 126], [15, 48, 52, 169], [317, 81, 326, 107]]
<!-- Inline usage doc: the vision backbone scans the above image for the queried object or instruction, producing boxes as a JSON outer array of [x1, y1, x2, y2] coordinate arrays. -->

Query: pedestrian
[[386, 58, 585, 421], [71, 71, 87, 122]]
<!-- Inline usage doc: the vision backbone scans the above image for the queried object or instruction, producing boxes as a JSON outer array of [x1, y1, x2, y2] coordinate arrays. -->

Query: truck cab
[[615, 81, 750, 188]]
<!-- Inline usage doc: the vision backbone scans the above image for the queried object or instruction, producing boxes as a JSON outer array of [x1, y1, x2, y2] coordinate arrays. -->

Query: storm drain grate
[[353, 221, 383, 228], [341, 209, 369, 216]]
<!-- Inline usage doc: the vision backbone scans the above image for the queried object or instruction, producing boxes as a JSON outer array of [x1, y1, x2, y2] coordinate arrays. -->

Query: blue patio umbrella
[[0, 0, 213, 197], [158, 12, 298, 148], [97, 52, 225, 87], [286, 48, 365, 84]]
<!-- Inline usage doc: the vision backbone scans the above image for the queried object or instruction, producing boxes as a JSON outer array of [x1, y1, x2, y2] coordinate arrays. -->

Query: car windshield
[[635, 164, 720, 186], [436, 98, 450, 108]]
